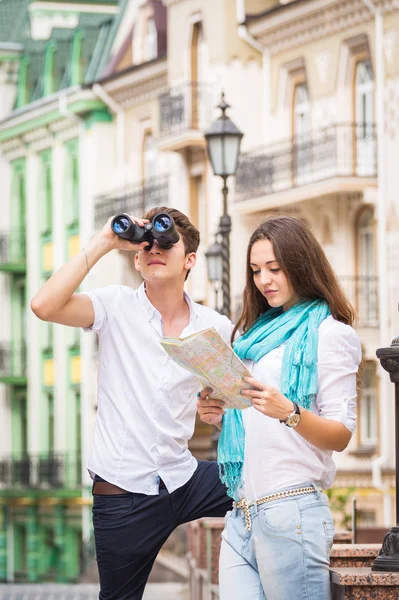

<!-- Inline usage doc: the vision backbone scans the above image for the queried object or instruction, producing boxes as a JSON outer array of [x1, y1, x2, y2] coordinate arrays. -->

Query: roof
[[0, 0, 127, 108]]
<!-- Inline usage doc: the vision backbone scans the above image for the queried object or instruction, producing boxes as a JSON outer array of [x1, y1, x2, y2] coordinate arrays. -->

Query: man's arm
[[31, 216, 149, 328]]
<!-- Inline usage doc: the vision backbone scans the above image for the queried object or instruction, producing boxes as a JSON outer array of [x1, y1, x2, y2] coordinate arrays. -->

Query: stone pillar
[[0, 505, 7, 581], [26, 505, 39, 582]]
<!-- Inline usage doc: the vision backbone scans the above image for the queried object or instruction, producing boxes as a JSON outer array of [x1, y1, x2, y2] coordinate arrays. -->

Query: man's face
[[134, 236, 196, 283]]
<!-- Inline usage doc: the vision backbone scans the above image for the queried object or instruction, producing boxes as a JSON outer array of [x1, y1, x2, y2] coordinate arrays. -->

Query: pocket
[[259, 500, 301, 533], [92, 494, 135, 518], [323, 518, 335, 560]]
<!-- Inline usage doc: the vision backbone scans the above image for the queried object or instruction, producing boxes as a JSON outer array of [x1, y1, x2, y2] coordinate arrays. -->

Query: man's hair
[[142, 206, 200, 279]]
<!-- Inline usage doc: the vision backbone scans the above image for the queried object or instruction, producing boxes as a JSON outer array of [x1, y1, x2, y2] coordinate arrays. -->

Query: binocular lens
[[112, 216, 130, 234], [153, 215, 172, 232]]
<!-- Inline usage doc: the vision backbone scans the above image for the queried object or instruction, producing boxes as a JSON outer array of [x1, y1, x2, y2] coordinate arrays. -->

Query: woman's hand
[[242, 376, 294, 421], [196, 387, 225, 430]]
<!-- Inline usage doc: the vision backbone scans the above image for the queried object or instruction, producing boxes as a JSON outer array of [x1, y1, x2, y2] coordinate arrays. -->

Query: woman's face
[[250, 239, 299, 312]]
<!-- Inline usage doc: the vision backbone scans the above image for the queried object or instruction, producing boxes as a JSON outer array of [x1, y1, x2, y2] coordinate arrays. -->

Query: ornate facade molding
[[112, 72, 168, 109], [1, 137, 26, 161], [249, 0, 399, 55]]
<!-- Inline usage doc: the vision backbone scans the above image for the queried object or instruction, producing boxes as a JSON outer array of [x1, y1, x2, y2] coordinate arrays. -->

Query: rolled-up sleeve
[[316, 319, 362, 434], [81, 285, 120, 333]]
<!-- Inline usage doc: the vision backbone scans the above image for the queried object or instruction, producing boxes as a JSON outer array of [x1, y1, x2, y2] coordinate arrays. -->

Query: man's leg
[[93, 488, 177, 600], [170, 460, 233, 523]]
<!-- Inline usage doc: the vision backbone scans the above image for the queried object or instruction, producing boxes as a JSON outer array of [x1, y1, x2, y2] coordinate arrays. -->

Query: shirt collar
[[137, 282, 200, 322]]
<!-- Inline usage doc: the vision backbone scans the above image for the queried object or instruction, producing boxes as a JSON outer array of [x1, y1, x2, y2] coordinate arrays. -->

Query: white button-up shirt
[[83, 283, 232, 494], [240, 316, 362, 500]]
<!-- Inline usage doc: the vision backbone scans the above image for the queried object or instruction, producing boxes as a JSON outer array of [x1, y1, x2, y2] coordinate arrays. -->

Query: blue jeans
[[219, 483, 334, 600]]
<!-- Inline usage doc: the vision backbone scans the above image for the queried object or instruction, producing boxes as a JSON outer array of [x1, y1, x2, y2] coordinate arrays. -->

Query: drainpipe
[[92, 82, 126, 187], [361, 0, 391, 525], [236, 0, 271, 138]]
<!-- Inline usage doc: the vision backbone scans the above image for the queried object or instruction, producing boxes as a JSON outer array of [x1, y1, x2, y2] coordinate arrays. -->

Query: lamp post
[[372, 332, 399, 571], [204, 93, 243, 319], [205, 237, 223, 312]]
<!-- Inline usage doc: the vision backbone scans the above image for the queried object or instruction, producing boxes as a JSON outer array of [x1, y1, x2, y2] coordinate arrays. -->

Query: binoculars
[[111, 212, 180, 251]]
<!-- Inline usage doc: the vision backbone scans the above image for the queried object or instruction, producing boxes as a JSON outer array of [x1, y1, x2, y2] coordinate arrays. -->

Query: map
[[160, 327, 253, 410]]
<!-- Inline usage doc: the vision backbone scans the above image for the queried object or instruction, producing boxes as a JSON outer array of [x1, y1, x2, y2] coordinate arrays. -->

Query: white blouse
[[240, 315, 362, 500]]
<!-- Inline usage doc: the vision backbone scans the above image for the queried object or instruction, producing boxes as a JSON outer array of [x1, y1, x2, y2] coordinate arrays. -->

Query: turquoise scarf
[[217, 300, 331, 499]]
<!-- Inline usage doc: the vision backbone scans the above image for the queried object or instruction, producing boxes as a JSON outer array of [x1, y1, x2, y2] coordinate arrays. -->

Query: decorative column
[[0, 505, 7, 581], [372, 332, 399, 571], [26, 505, 39, 582]]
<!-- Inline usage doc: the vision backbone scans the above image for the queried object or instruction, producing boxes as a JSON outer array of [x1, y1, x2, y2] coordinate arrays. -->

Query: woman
[[197, 216, 361, 600]]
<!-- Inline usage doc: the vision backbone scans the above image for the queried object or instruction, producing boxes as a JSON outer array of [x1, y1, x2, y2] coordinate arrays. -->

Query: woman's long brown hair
[[232, 216, 355, 342]]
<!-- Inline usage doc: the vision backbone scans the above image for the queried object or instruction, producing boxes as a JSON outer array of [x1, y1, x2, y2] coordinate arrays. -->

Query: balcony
[[0, 230, 26, 273], [340, 276, 379, 328], [0, 342, 27, 385], [233, 276, 378, 329], [235, 124, 377, 212], [157, 82, 212, 151], [0, 452, 82, 492], [94, 174, 169, 230]]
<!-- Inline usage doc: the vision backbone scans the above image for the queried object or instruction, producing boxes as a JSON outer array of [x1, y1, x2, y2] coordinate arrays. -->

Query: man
[[31, 206, 232, 600]]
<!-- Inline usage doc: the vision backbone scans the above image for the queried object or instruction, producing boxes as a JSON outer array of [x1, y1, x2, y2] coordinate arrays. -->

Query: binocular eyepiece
[[111, 212, 180, 251]]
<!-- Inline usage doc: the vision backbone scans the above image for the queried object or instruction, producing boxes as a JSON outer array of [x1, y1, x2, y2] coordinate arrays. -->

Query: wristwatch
[[280, 402, 301, 428]]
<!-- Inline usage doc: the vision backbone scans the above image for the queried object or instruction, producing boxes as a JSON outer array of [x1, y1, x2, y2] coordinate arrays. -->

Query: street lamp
[[205, 237, 223, 312], [204, 93, 243, 318], [372, 331, 399, 571]]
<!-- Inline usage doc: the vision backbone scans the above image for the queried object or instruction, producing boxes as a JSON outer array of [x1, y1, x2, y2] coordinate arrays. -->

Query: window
[[65, 139, 79, 227], [294, 83, 311, 182], [355, 60, 375, 175], [39, 150, 53, 236], [48, 393, 54, 454], [359, 361, 377, 447], [144, 18, 157, 61], [10, 159, 26, 264], [143, 132, 157, 181], [357, 208, 377, 326]]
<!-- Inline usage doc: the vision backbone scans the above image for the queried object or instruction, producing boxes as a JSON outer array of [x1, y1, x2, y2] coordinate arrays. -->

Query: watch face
[[287, 414, 301, 427]]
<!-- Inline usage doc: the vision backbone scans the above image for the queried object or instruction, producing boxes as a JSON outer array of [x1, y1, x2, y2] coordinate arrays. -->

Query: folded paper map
[[160, 327, 253, 410]]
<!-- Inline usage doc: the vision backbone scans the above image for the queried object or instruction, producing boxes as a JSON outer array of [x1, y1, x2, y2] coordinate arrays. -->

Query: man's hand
[[196, 387, 225, 430], [100, 215, 150, 253]]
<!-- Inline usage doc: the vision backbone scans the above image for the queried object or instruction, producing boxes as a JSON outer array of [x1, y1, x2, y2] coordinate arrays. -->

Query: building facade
[[0, 0, 399, 583]]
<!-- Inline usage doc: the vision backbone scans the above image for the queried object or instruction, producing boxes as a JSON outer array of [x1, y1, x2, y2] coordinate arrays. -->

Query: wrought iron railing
[[234, 276, 378, 328], [158, 82, 212, 137], [340, 275, 379, 328], [235, 123, 377, 201], [0, 230, 26, 269], [0, 343, 27, 380], [0, 452, 82, 490], [94, 174, 169, 230]]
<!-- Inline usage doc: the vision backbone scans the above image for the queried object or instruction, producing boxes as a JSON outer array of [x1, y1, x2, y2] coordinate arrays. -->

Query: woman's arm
[[242, 377, 351, 452]]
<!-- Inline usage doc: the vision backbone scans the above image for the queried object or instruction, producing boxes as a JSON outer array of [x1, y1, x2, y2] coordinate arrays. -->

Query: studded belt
[[234, 485, 316, 531]]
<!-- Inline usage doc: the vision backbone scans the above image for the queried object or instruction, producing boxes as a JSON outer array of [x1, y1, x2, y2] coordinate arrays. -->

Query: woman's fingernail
[[219, 401, 225, 406]]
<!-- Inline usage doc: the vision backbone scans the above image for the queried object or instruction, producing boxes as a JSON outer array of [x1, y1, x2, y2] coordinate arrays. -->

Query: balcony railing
[[340, 275, 379, 328], [158, 82, 211, 138], [0, 230, 26, 272], [235, 123, 377, 201], [0, 343, 27, 382], [234, 276, 378, 328], [0, 452, 82, 490], [94, 174, 169, 230]]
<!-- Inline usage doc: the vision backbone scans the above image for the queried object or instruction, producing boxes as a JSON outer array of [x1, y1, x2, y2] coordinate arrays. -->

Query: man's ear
[[134, 252, 141, 273], [184, 252, 196, 273]]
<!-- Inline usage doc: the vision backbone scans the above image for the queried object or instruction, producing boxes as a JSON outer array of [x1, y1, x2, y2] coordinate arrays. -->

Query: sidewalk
[[0, 583, 189, 599]]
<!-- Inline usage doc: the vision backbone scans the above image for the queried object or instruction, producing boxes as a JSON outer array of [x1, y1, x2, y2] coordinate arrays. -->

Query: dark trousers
[[92, 460, 233, 600]]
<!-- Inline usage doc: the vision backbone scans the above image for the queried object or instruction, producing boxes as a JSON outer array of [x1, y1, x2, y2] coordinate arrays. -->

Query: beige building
[[92, 0, 399, 527]]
